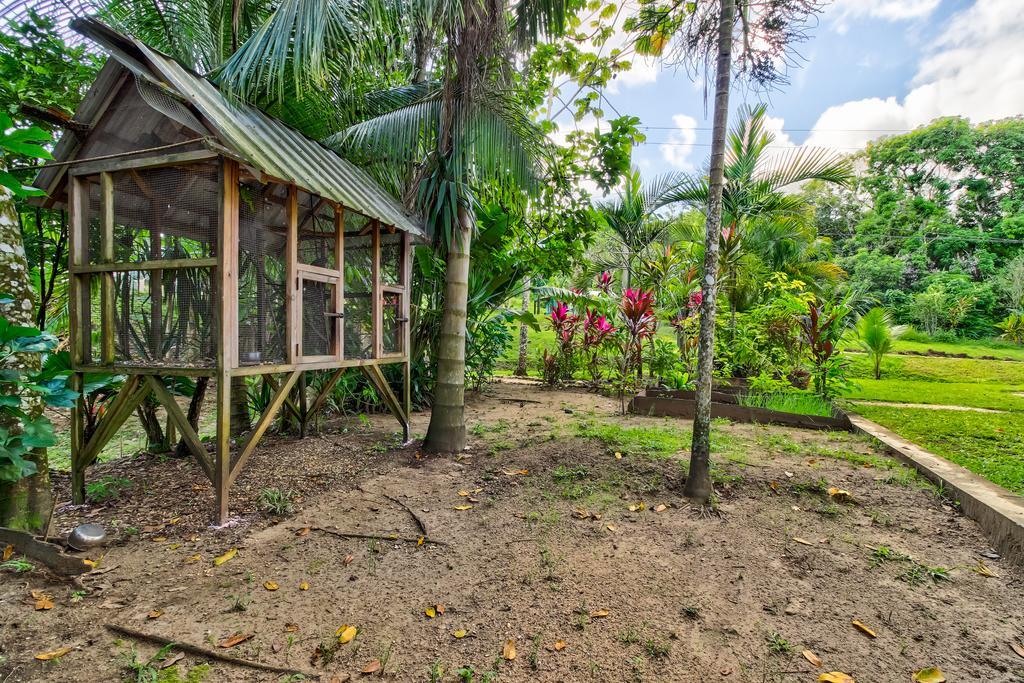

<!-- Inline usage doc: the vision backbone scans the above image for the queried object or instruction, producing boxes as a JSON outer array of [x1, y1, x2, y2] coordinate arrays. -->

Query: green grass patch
[[844, 379, 1024, 412], [855, 405, 1024, 494], [572, 418, 688, 459], [844, 336, 1024, 362], [737, 391, 835, 417], [844, 352, 1024, 385]]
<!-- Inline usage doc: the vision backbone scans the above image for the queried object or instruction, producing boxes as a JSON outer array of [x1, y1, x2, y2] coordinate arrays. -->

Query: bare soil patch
[[3, 385, 1024, 682]]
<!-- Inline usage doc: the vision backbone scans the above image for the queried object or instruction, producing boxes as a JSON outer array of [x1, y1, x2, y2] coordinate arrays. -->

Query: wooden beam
[[71, 257, 218, 273], [286, 185, 298, 364], [335, 206, 345, 361], [371, 221, 381, 359], [214, 159, 240, 522], [361, 364, 407, 433], [228, 370, 301, 486], [77, 375, 142, 467], [306, 367, 345, 426], [75, 364, 214, 377], [100, 172, 115, 365], [69, 149, 218, 177], [264, 373, 303, 424], [68, 175, 89, 502], [143, 376, 212, 479]]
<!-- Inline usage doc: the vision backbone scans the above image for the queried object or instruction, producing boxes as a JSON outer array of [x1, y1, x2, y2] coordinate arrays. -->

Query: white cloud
[[807, 0, 1024, 151], [829, 0, 940, 33], [660, 114, 698, 169]]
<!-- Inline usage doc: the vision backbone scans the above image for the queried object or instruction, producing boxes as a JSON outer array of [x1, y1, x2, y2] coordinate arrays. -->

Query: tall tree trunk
[[515, 278, 529, 376], [684, 0, 735, 504], [0, 185, 52, 531], [423, 205, 473, 452], [230, 376, 250, 437], [175, 377, 209, 457]]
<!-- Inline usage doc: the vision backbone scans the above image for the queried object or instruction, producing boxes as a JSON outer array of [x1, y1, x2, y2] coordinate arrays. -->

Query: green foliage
[[86, 476, 131, 503], [854, 307, 904, 379], [257, 487, 296, 516], [996, 313, 1024, 345], [737, 392, 834, 417]]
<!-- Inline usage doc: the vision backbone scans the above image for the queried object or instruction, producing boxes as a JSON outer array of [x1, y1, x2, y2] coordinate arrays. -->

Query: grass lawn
[[843, 335, 1024, 361], [843, 379, 1024, 412]]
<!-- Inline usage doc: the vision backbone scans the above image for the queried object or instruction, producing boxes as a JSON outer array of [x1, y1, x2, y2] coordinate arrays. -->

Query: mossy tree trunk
[[0, 185, 52, 531]]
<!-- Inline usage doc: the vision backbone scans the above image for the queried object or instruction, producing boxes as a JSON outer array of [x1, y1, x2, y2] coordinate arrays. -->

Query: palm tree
[[855, 307, 904, 379]]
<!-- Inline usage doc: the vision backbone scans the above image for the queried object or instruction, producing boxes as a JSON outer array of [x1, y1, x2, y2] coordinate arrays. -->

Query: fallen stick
[[104, 624, 320, 679], [303, 526, 447, 546], [359, 486, 430, 538]]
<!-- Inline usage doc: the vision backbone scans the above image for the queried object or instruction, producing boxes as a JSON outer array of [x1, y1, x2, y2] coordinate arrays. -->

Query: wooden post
[[99, 172, 115, 365], [335, 205, 344, 361], [371, 220, 381, 359], [286, 185, 298, 364], [298, 371, 308, 438], [69, 176, 89, 502], [214, 159, 240, 523], [402, 230, 412, 441]]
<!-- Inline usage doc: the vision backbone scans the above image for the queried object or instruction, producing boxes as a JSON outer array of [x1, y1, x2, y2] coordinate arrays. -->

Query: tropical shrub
[[997, 314, 1024, 345], [854, 307, 905, 379]]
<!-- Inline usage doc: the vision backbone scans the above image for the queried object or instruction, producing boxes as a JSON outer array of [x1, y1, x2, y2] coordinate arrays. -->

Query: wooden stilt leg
[[70, 372, 86, 504], [215, 375, 231, 524], [402, 360, 412, 443], [298, 372, 307, 439]]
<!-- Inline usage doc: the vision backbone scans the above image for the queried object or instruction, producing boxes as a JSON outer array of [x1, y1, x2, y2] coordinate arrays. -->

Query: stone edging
[[847, 413, 1024, 567]]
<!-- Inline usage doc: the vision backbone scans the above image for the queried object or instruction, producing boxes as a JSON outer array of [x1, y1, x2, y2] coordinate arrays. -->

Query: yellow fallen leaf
[[851, 620, 876, 638], [454, 629, 468, 639], [2, 544, 12, 561], [147, 610, 163, 619], [912, 667, 946, 683], [83, 559, 96, 568], [1010, 640, 1024, 659], [802, 650, 822, 667], [299, 581, 309, 591], [628, 504, 638, 512], [502, 469, 529, 476], [653, 504, 667, 513], [337, 625, 357, 644], [818, 674, 854, 683], [153, 536, 167, 543], [453, 505, 473, 511], [574, 509, 590, 519], [33, 593, 54, 611], [973, 560, 996, 577], [590, 609, 609, 618], [263, 581, 279, 591], [168, 517, 180, 525], [605, 524, 616, 532], [417, 536, 425, 546], [362, 659, 382, 674], [213, 548, 237, 566], [425, 606, 437, 618], [184, 554, 201, 564], [285, 623, 299, 633], [614, 451, 622, 459], [458, 490, 469, 497], [793, 537, 814, 546], [502, 639, 516, 660], [828, 487, 854, 503], [554, 639, 567, 651], [219, 632, 253, 648], [34, 647, 72, 661]]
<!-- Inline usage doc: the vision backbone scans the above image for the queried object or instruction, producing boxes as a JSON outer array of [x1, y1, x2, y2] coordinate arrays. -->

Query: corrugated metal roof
[[70, 20, 423, 236]]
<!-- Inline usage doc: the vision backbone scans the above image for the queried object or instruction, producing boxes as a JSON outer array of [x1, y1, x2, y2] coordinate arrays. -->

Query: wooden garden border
[[629, 393, 852, 431]]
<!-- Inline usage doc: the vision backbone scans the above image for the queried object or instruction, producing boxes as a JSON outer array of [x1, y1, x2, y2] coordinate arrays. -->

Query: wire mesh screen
[[382, 292, 402, 355], [380, 230, 403, 286], [89, 163, 219, 264], [78, 76, 206, 162], [343, 212, 374, 360], [302, 279, 337, 357], [238, 181, 289, 365], [297, 191, 337, 269], [111, 267, 215, 366]]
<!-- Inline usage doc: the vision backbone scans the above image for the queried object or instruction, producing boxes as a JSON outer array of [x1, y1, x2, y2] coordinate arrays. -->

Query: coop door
[[298, 273, 341, 362]]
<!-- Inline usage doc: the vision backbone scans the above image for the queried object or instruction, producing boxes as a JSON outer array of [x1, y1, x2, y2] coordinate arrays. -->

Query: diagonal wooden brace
[[228, 371, 301, 486], [144, 375, 213, 480]]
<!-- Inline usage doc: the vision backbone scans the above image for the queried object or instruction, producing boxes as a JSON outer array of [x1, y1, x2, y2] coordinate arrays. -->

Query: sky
[[558, 0, 1024, 182]]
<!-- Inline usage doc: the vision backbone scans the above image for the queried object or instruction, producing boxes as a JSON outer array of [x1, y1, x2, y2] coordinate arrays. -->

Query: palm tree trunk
[[0, 185, 51, 531], [685, 0, 735, 505], [423, 205, 473, 452], [515, 278, 529, 376]]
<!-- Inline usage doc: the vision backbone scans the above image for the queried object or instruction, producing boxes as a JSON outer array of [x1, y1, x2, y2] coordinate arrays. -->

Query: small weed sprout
[[257, 488, 295, 516], [898, 562, 951, 586], [765, 632, 794, 655], [869, 545, 910, 568], [87, 476, 131, 503]]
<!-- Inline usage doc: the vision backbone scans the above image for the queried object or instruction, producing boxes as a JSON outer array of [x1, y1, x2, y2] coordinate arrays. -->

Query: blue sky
[[561, 0, 1024, 181]]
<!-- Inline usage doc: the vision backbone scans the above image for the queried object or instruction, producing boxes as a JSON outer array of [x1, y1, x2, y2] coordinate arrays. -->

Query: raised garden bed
[[630, 388, 852, 431]]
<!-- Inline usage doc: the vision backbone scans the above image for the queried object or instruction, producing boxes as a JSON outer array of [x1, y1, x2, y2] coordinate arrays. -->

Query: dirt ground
[[3, 383, 1024, 682]]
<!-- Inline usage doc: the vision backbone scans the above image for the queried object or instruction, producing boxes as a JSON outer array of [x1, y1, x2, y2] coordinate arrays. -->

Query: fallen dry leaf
[[2, 544, 12, 561], [160, 652, 185, 669], [851, 620, 877, 638], [554, 640, 567, 651], [1010, 640, 1024, 659], [184, 554, 201, 564], [153, 536, 167, 543], [614, 451, 622, 459], [590, 609, 609, 618], [299, 581, 309, 591], [296, 527, 310, 537], [285, 623, 299, 633], [912, 667, 946, 683], [453, 629, 468, 639], [818, 674, 854, 683], [32, 592, 54, 611], [827, 487, 854, 503], [436, 604, 446, 614], [653, 504, 668, 513], [337, 625, 358, 644], [502, 639, 516, 660], [219, 632, 253, 648], [98, 599, 127, 609], [605, 524, 616, 532], [343, 554, 354, 565], [147, 610, 163, 620], [574, 508, 590, 519], [502, 469, 529, 476], [361, 659, 381, 674], [458, 490, 469, 497], [417, 536, 425, 546], [212, 548, 237, 566], [453, 505, 473, 511], [34, 647, 72, 661], [973, 560, 996, 577], [425, 606, 437, 618], [264, 581, 279, 591], [802, 650, 823, 667]]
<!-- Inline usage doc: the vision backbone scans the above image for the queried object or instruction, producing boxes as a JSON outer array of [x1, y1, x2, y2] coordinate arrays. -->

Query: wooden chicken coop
[[34, 20, 422, 522]]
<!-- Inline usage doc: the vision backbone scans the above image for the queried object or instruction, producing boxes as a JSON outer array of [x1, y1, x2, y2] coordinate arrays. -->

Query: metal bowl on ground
[[67, 523, 107, 551]]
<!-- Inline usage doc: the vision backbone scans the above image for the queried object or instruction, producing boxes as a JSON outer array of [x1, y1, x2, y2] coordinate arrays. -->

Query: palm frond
[[757, 146, 854, 190]]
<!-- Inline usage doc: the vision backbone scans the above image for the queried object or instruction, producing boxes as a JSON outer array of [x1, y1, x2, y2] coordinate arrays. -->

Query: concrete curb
[[848, 413, 1024, 566]]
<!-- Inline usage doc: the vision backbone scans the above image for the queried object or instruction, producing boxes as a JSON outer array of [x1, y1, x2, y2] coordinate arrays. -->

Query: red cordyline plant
[[581, 309, 615, 382], [549, 301, 580, 382], [619, 288, 657, 376], [596, 271, 613, 294]]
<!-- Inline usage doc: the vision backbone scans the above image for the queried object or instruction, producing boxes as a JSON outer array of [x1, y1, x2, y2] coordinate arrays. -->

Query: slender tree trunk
[[684, 0, 735, 504], [0, 185, 51, 531], [515, 279, 529, 376], [230, 376, 250, 437], [423, 205, 473, 452], [175, 377, 209, 457]]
